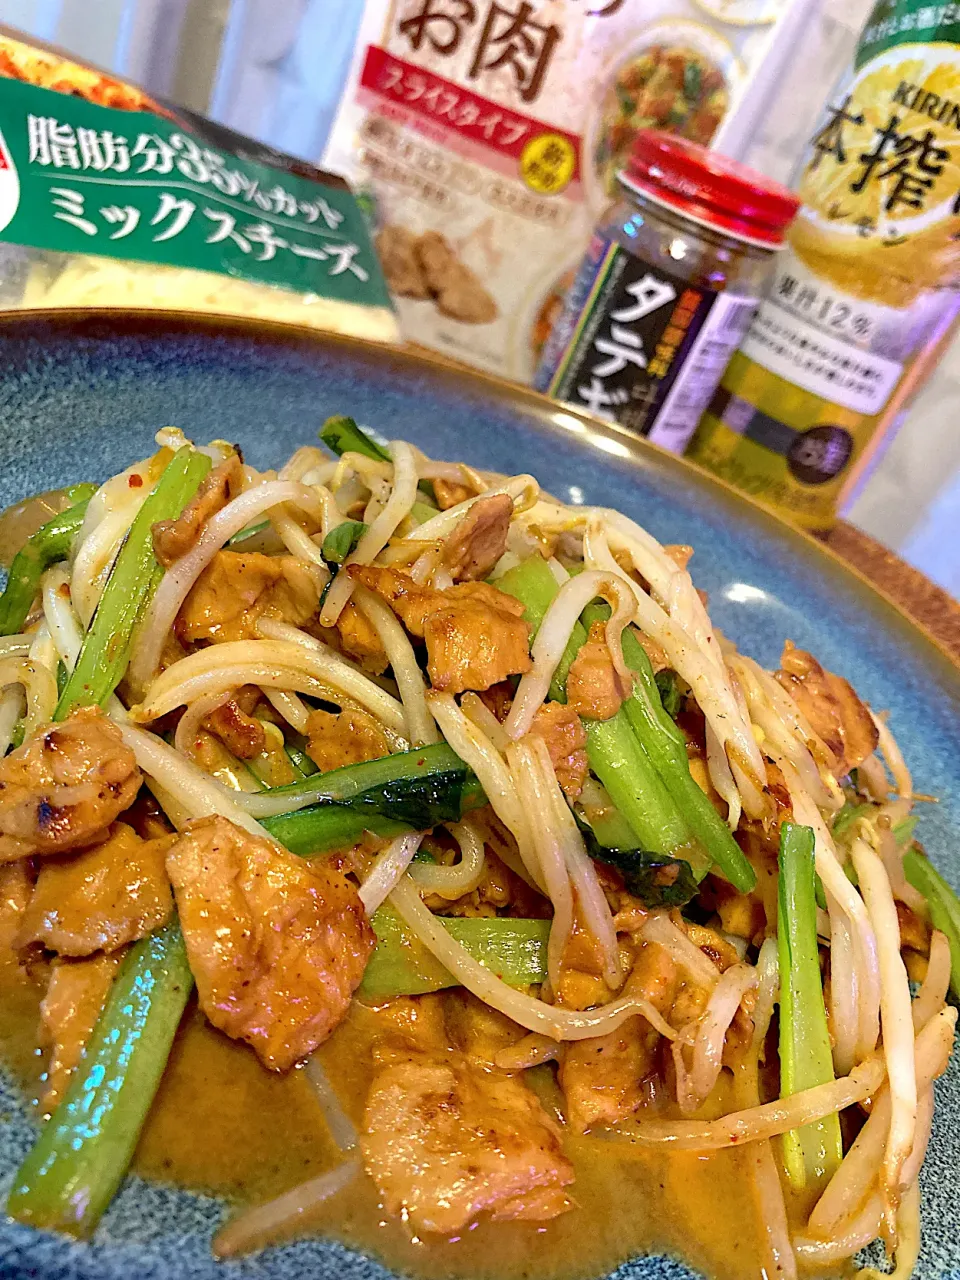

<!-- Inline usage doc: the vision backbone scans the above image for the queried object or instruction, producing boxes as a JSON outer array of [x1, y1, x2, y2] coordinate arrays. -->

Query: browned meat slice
[[363, 1036, 573, 1232], [16, 823, 173, 956], [176, 550, 323, 645], [120, 788, 175, 841], [664, 544, 693, 571], [477, 680, 513, 722], [349, 566, 531, 694], [529, 703, 588, 799], [566, 620, 632, 722], [775, 640, 878, 774], [436, 268, 499, 324], [347, 566, 443, 636], [554, 907, 615, 1011], [305, 705, 390, 774], [415, 231, 458, 293], [311, 599, 389, 675], [0, 707, 141, 863], [442, 494, 513, 582], [203, 686, 264, 760], [414, 232, 498, 325], [0, 861, 33, 952], [166, 816, 373, 1070], [678, 916, 740, 972], [376, 226, 429, 299], [369, 992, 450, 1064], [559, 940, 678, 1132], [433, 476, 480, 510], [423, 582, 531, 693], [443, 988, 526, 1065], [152, 453, 242, 568], [40, 951, 123, 1112]]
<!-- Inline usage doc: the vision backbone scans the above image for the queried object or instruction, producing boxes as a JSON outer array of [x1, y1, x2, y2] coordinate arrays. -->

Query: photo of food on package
[[377, 226, 498, 324], [591, 28, 740, 199], [325, 0, 799, 382], [0, 32, 160, 111]]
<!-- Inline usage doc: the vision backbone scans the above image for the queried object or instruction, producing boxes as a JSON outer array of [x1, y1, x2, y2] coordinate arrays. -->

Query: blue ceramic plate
[[0, 312, 957, 1280]]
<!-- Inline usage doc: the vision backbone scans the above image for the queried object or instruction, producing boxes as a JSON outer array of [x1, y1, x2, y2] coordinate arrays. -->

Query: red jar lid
[[620, 131, 800, 248]]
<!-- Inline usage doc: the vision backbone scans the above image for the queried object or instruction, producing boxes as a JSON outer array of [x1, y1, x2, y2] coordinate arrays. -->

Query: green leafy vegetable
[[585, 712, 702, 869], [683, 61, 702, 102], [226, 518, 270, 547], [56, 449, 211, 718], [359, 906, 550, 999], [7, 921, 193, 1236], [495, 553, 585, 702], [654, 669, 683, 720], [320, 414, 391, 464], [260, 743, 486, 855], [410, 500, 439, 525], [904, 848, 960, 999], [321, 520, 368, 565], [893, 816, 918, 847], [831, 801, 873, 839], [584, 603, 754, 893], [778, 822, 842, 1192], [284, 739, 319, 777], [577, 817, 696, 908], [0, 486, 96, 637], [496, 554, 726, 879]]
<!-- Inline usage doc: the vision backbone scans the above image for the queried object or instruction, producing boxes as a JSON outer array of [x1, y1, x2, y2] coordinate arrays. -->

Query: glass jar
[[534, 130, 799, 454]]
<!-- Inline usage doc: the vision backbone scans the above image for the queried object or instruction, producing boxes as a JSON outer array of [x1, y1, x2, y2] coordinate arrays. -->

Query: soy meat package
[[325, 0, 809, 381]]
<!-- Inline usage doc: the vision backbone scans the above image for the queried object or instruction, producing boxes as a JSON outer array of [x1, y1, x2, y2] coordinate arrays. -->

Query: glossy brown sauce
[[0, 947, 789, 1280], [0, 489, 78, 569]]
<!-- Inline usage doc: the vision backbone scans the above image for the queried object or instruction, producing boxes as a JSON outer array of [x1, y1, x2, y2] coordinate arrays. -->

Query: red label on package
[[359, 45, 581, 190]]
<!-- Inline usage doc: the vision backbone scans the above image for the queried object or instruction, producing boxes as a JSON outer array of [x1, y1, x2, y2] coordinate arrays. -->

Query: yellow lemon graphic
[[792, 50, 960, 302]]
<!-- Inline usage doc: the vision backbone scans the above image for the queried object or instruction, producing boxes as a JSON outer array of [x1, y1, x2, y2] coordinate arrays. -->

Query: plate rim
[[0, 303, 957, 691]]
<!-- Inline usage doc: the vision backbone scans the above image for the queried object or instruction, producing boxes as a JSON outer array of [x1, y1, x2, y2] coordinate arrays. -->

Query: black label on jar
[[535, 233, 755, 451]]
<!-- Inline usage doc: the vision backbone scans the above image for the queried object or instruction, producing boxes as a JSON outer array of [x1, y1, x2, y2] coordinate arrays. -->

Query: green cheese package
[[0, 28, 397, 342]]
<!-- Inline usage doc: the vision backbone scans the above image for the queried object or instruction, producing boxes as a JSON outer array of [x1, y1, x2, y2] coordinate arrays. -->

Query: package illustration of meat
[[325, 0, 810, 381]]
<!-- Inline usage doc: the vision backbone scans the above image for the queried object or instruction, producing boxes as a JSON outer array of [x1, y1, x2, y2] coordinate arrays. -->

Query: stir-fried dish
[[595, 46, 730, 197], [0, 419, 957, 1279]]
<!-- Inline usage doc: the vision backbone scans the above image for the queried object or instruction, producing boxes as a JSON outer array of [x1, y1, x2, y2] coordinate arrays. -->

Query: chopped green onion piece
[[831, 801, 873, 839], [585, 713, 703, 869], [495, 553, 586, 702], [56, 449, 211, 718], [7, 921, 193, 1236], [0, 488, 96, 637], [893, 816, 918, 847], [320, 415, 390, 464], [815, 858, 859, 911], [226, 518, 270, 547], [904, 848, 960, 999], [322, 520, 368, 565], [410, 500, 439, 526], [359, 905, 549, 999], [586, 604, 754, 893], [654, 669, 683, 720], [778, 822, 842, 1192]]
